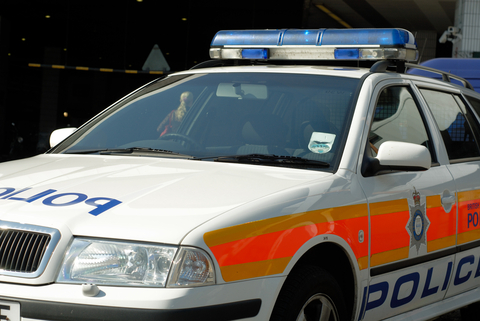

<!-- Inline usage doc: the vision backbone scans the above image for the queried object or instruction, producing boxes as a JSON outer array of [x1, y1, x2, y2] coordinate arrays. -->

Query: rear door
[[416, 86, 480, 299], [358, 80, 457, 320]]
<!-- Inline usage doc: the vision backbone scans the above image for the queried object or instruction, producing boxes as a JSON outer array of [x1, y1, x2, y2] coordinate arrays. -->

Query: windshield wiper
[[64, 147, 192, 157], [194, 154, 330, 167]]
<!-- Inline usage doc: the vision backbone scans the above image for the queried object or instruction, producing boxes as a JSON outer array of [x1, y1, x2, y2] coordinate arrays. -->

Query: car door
[[357, 81, 458, 320], [416, 86, 480, 299]]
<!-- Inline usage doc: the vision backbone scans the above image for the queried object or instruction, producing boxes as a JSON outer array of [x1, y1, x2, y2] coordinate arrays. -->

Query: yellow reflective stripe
[[458, 229, 480, 244], [52, 65, 65, 69], [100, 68, 113, 72], [204, 203, 368, 247], [220, 257, 291, 282], [371, 246, 409, 267], [125, 70, 138, 74], [76, 66, 89, 71], [426, 195, 442, 208], [357, 256, 369, 270], [370, 199, 408, 216], [428, 235, 456, 252], [458, 190, 480, 202]]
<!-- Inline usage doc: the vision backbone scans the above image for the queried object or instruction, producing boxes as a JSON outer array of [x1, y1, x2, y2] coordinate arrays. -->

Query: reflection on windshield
[[55, 73, 359, 170], [157, 91, 194, 137]]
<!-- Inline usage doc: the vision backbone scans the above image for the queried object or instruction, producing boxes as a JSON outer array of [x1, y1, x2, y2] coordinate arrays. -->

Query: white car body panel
[[0, 154, 327, 246]]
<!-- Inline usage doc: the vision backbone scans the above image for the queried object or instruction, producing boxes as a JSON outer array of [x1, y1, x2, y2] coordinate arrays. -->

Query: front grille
[[0, 229, 51, 273], [0, 221, 61, 278]]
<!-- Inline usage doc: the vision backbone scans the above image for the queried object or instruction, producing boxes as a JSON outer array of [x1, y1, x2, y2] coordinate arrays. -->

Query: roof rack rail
[[405, 63, 474, 91], [370, 60, 474, 91]]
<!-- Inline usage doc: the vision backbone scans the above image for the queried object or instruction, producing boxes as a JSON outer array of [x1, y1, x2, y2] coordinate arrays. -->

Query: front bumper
[[1, 297, 261, 321], [0, 277, 283, 321]]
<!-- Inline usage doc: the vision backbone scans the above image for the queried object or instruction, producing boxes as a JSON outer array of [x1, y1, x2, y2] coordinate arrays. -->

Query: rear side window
[[420, 89, 480, 161]]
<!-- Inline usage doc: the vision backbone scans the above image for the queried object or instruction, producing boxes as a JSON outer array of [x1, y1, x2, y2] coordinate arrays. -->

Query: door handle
[[441, 195, 456, 205]]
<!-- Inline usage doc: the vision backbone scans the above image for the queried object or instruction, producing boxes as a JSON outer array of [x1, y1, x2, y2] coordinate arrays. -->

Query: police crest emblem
[[406, 188, 430, 255]]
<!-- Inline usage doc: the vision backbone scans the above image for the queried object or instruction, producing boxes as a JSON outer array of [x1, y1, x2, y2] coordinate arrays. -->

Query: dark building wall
[[0, 17, 10, 158]]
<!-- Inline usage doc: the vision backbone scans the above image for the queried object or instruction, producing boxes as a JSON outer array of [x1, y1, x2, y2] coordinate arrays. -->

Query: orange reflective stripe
[[204, 204, 369, 282], [370, 199, 409, 267], [211, 223, 318, 266], [370, 199, 409, 253], [426, 195, 456, 251], [371, 210, 410, 253]]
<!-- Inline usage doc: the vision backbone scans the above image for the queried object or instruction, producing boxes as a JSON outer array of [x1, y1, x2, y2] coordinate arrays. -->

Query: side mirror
[[50, 128, 77, 148], [363, 141, 431, 176]]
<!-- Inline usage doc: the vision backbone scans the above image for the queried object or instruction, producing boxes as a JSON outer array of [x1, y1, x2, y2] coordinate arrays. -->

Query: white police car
[[1, 28, 480, 321]]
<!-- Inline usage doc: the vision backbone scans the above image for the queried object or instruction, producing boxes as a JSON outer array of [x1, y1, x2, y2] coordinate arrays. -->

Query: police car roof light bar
[[210, 28, 419, 62]]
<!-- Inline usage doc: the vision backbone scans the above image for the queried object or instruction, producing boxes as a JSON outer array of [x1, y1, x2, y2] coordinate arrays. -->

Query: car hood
[[0, 154, 328, 244]]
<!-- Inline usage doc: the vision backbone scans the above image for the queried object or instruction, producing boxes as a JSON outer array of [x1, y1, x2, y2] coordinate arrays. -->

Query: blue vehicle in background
[[408, 58, 480, 93]]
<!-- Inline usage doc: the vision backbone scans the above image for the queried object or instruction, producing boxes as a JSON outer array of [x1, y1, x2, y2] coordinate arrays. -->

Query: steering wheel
[[158, 133, 202, 150]]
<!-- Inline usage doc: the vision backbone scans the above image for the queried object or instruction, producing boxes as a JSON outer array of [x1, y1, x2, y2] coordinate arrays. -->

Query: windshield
[[53, 72, 359, 170]]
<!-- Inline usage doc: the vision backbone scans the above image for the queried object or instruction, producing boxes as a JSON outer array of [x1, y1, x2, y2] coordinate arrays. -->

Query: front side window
[[420, 89, 480, 161], [52, 72, 359, 171], [369, 86, 432, 156]]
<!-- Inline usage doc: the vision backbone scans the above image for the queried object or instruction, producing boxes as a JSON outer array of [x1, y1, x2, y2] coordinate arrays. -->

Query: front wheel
[[270, 265, 347, 321]]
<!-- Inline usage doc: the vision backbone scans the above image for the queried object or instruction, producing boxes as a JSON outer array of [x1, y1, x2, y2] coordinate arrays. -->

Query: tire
[[270, 265, 348, 321]]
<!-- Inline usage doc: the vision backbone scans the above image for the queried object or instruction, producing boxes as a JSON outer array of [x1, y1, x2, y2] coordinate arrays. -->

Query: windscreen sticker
[[308, 132, 336, 154], [0, 187, 121, 216]]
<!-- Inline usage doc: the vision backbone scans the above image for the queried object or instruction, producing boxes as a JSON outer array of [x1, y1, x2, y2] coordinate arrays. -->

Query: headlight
[[167, 247, 215, 287], [57, 238, 215, 287]]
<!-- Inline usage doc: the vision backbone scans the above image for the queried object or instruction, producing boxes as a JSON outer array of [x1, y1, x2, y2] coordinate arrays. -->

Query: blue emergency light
[[210, 28, 418, 62]]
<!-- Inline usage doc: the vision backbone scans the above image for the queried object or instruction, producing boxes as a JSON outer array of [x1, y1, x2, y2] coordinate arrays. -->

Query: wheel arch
[[283, 240, 357, 320]]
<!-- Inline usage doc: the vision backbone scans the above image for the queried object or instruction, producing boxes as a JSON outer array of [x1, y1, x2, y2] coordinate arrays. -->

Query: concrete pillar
[[452, 0, 480, 58]]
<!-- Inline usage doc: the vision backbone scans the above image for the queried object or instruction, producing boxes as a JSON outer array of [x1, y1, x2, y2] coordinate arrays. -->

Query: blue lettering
[[9, 189, 57, 203], [85, 197, 122, 216], [0, 187, 15, 198], [454, 255, 475, 286], [2, 188, 31, 199], [468, 203, 479, 211], [391, 273, 419, 308], [442, 261, 453, 291], [476, 257, 480, 279], [0, 187, 122, 216], [361, 261, 457, 317], [43, 193, 88, 207], [421, 268, 438, 298], [364, 282, 389, 313], [468, 212, 478, 228]]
